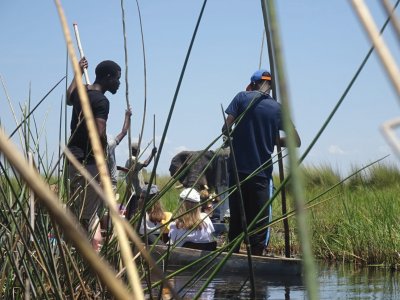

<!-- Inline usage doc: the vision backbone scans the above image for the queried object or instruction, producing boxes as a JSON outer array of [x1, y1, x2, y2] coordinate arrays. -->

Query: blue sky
[[1, 1, 399, 176]]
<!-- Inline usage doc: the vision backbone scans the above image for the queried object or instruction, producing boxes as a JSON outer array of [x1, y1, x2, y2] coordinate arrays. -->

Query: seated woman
[[139, 184, 172, 244], [169, 188, 216, 251]]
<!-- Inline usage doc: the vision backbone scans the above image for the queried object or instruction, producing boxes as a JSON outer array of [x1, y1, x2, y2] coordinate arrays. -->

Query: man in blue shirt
[[223, 69, 301, 255]]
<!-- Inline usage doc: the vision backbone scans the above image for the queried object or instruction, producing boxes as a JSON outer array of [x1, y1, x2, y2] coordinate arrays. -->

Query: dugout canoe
[[151, 244, 302, 278]]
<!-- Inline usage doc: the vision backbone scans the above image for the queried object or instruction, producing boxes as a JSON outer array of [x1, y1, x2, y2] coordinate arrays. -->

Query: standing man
[[107, 107, 132, 192], [66, 57, 121, 235], [124, 143, 157, 219], [223, 69, 301, 256]]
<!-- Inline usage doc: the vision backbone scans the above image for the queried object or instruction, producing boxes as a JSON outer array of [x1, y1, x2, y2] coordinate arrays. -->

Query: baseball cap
[[250, 69, 272, 83], [179, 188, 201, 203]]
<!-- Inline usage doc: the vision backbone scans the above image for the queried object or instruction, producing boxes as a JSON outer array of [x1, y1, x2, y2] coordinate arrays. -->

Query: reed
[[2, 1, 400, 299], [266, 163, 400, 268]]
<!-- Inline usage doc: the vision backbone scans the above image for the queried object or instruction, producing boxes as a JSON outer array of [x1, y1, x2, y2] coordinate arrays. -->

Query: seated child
[[199, 189, 213, 216], [169, 188, 216, 251], [139, 184, 172, 244]]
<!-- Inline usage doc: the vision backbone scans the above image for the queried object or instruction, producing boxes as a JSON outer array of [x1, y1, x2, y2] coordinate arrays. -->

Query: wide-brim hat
[[179, 188, 200, 203], [141, 184, 159, 197]]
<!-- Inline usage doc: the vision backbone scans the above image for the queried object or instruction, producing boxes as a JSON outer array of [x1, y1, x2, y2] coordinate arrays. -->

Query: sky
[[1, 1, 400, 177]]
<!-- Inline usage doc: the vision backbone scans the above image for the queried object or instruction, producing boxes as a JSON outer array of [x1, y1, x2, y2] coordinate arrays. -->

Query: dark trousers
[[126, 194, 139, 220], [228, 174, 269, 255], [68, 163, 103, 231]]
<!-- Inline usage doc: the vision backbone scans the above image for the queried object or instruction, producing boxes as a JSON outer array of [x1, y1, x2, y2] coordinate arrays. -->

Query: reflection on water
[[154, 263, 400, 299], [319, 263, 400, 300]]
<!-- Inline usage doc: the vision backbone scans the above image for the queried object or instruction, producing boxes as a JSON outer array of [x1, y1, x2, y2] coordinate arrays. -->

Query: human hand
[[125, 107, 132, 118], [79, 57, 88, 73], [151, 147, 157, 155], [221, 135, 230, 148]]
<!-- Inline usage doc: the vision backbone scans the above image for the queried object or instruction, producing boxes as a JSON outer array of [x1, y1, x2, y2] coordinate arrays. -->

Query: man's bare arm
[[221, 114, 235, 134], [279, 126, 301, 148], [95, 118, 107, 138], [115, 108, 132, 144], [143, 147, 157, 167]]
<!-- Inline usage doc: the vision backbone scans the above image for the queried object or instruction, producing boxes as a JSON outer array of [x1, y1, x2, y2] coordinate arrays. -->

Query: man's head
[[131, 142, 140, 156], [95, 60, 121, 94], [246, 69, 272, 92]]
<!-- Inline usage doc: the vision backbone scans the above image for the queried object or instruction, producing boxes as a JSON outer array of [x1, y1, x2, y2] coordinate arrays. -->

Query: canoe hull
[[152, 245, 302, 278]]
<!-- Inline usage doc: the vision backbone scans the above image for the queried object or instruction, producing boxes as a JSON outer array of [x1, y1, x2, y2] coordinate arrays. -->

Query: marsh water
[[158, 263, 400, 299]]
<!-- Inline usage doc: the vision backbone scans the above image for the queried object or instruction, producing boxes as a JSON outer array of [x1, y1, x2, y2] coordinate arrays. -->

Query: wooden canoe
[[151, 244, 302, 278]]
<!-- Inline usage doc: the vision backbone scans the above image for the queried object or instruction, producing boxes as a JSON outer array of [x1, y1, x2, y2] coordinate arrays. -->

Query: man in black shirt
[[67, 58, 121, 239]]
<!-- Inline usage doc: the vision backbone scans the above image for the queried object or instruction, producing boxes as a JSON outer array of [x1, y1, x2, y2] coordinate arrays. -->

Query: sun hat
[[141, 184, 159, 197], [250, 69, 272, 83], [179, 188, 201, 203]]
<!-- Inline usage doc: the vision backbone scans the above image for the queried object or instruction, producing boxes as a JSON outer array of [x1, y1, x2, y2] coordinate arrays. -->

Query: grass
[[2, 137, 400, 299], [267, 162, 400, 269], [1, 0, 399, 298], [133, 162, 400, 270]]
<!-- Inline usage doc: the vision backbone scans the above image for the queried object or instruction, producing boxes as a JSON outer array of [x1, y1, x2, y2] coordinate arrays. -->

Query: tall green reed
[[1, 1, 400, 299]]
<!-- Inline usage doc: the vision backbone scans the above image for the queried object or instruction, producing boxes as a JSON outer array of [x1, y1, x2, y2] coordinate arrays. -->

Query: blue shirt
[[225, 91, 282, 178]]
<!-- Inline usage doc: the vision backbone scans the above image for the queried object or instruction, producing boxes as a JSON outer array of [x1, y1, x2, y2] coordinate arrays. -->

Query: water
[[157, 263, 400, 299]]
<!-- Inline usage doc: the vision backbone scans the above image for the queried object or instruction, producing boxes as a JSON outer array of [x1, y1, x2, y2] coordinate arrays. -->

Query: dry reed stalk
[[351, 0, 400, 164], [382, 0, 400, 41], [119, 0, 132, 169], [133, 0, 148, 154], [0, 75, 24, 147], [0, 128, 132, 299], [64, 147, 182, 300], [54, 0, 142, 297], [381, 118, 400, 159], [351, 0, 400, 98]]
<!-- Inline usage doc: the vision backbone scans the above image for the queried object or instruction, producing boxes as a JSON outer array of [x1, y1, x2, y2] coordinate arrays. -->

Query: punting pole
[[264, 179, 273, 248], [260, 0, 291, 258], [153, 114, 156, 184], [221, 105, 256, 298], [73, 23, 91, 84], [153, 114, 156, 149]]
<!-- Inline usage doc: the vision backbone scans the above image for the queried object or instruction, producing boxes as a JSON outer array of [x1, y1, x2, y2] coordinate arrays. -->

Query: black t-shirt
[[68, 87, 109, 164]]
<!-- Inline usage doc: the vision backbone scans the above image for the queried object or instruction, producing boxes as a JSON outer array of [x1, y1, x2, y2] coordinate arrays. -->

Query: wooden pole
[[260, 0, 291, 258], [153, 114, 156, 184], [221, 106, 256, 298], [72, 23, 90, 84]]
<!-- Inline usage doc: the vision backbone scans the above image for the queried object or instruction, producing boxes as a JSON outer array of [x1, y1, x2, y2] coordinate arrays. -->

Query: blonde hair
[[148, 201, 166, 224], [175, 200, 205, 230]]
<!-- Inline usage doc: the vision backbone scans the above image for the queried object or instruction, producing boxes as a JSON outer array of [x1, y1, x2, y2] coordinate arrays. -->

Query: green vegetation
[[1, 0, 399, 297], [2, 128, 399, 299], [141, 162, 400, 269], [268, 163, 400, 269]]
